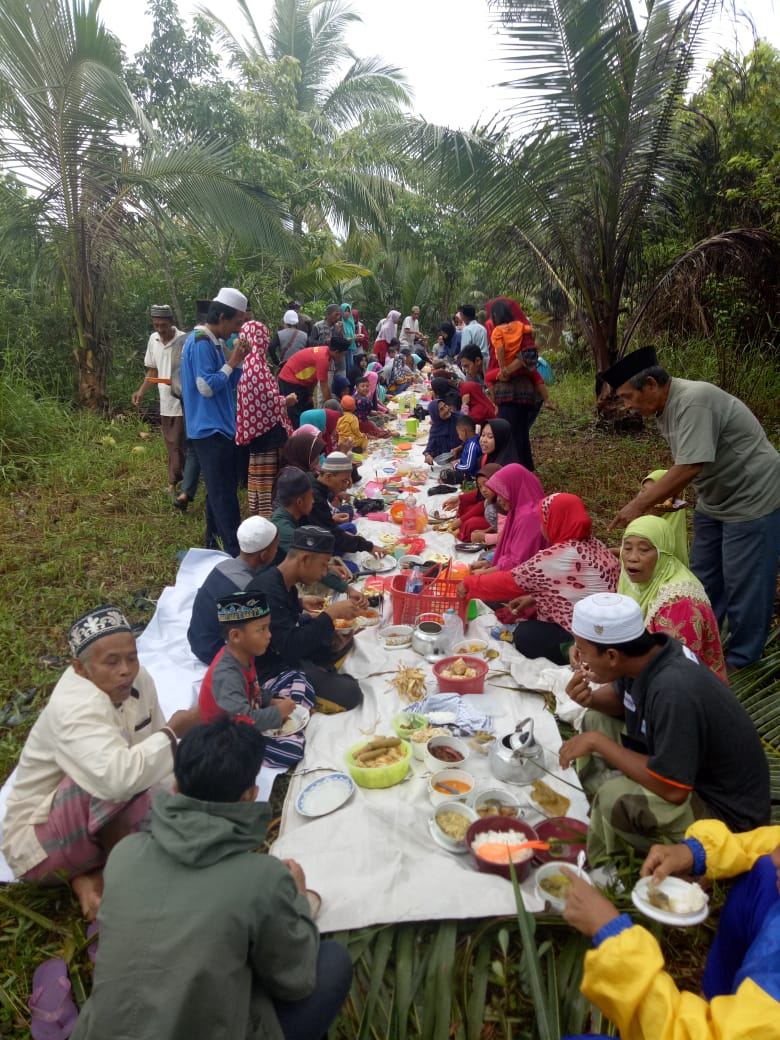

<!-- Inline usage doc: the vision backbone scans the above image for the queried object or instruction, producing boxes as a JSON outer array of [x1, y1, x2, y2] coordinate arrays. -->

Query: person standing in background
[[180, 287, 249, 557], [132, 304, 187, 496]]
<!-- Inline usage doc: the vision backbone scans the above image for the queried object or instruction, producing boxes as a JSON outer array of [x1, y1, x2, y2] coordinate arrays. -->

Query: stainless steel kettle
[[489, 717, 545, 785]]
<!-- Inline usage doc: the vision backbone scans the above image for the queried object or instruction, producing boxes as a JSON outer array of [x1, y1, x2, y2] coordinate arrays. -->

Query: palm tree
[[388, 0, 722, 371], [0, 0, 292, 408], [198, 0, 412, 233]]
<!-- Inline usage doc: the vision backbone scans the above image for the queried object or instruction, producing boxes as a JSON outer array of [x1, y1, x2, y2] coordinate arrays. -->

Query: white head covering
[[237, 516, 277, 553], [213, 287, 248, 311], [571, 593, 645, 644], [283, 309, 300, 325]]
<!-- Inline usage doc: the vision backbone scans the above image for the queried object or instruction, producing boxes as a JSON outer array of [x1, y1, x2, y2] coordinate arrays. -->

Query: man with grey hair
[[309, 303, 342, 347], [132, 305, 187, 494], [605, 346, 780, 671], [1, 606, 200, 919]]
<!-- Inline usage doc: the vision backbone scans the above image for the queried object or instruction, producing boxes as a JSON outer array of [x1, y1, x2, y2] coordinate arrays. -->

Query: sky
[[100, 0, 780, 130]]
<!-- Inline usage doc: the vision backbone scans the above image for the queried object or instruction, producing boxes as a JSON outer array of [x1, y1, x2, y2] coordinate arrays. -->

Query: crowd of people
[[3, 289, 779, 1039]]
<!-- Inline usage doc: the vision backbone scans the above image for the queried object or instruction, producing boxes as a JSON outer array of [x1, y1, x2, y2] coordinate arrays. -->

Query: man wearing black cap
[[604, 347, 780, 671], [249, 526, 364, 712]]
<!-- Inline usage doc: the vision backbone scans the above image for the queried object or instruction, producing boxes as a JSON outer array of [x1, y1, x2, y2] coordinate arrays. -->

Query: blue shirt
[[460, 321, 489, 365], [455, 436, 482, 476], [180, 328, 243, 440]]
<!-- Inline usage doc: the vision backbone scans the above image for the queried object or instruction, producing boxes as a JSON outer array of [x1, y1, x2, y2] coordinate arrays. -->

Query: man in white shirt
[[400, 306, 422, 349], [1, 606, 200, 919], [132, 304, 187, 493]]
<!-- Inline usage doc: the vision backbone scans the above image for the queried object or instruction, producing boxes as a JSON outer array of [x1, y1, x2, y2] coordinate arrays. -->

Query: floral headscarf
[[236, 320, 293, 445]]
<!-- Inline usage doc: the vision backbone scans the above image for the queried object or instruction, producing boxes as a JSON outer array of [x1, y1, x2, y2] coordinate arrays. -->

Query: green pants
[[577, 711, 704, 864]]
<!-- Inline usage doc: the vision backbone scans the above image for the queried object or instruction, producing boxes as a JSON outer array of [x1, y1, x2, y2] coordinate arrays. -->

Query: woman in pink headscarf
[[373, 309, 400, 365], [468, 463, 547, 571], [236, 320, 294, 516]]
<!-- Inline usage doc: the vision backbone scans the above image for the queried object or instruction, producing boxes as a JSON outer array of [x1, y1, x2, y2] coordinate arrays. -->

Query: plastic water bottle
[[442, 608, 464, 653], [405, 566, 423, 595], [401, 492, 417, 535]]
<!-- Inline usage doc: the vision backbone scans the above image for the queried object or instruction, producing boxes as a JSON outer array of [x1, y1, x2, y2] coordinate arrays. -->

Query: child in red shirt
[[198, 591, 316, 768]]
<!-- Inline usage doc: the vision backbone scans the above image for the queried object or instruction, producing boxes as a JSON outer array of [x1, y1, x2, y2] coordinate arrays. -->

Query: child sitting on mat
[[198, 591, 316, 769]]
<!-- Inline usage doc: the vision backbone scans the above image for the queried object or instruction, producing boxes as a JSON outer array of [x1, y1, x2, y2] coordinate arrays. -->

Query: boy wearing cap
[[604, 347, 780, 671], [310, 453, 387, 560], [131, 304, 187, 494], [180, 287, 250, 557], [188, 516, 280, 666], [270, 468, 369, 606], [198, 591, 315, 768], [1, 607, 201, 920], [71, 718, 353, 1040], [334, 396, 368, 453], [559, 593, 769, 862], [250, 527, 364, 712]]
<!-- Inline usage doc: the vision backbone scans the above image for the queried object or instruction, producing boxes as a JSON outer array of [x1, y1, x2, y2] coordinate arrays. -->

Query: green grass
[[0, 370, 777, 1038]]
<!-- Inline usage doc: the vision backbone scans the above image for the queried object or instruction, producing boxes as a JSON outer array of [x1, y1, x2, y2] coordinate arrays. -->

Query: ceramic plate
[[361, 557, 397, 574], [428, 815, 470, 854], [631, 876, 709, 927], [268, 705, 310, 738], [455, 542, 483, 553], [296, 773, 356, 818]]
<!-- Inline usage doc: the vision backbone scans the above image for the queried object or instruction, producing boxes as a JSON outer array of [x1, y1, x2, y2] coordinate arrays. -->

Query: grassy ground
[[0, 372, 772, 1036]]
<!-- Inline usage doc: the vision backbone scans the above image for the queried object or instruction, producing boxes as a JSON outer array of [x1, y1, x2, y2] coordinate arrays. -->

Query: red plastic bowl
[[432, 656, 489, 695], [534, 817, 588, 866], [466, 816, 539, 881]]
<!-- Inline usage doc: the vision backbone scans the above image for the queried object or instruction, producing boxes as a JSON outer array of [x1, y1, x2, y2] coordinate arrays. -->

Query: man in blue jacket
[[180, 287, 249, 556]]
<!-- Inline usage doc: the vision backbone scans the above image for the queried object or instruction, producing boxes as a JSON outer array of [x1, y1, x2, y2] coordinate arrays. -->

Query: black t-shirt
[[249, 567, 334, 681], [622, 635, 770, 831]]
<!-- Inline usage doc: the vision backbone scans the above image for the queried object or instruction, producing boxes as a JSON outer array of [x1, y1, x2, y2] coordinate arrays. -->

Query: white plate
[[296, 773, 356, 818], [631, 876, 709, 927], [361, 557, 397, 574], [427, 815, 471, 854], [268, 704, 310, 738]]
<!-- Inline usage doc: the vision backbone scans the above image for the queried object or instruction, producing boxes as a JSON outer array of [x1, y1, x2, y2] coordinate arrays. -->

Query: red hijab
[[539, 493, 592, 543], [460, 380, 497, 424]]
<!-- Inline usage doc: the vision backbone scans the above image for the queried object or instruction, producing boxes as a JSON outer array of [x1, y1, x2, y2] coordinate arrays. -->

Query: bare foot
[[72, 871, 104, 921]]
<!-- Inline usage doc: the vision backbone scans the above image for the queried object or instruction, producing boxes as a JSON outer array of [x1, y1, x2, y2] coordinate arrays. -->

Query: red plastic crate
[[390, 571, 470, 627]]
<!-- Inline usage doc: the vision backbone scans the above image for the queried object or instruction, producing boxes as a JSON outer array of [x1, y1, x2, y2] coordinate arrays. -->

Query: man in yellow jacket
[[560, 818, 780, 1040]]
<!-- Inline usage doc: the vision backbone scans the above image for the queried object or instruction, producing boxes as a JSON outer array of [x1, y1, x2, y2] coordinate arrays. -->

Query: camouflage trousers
[[576, 711, 708, 864]]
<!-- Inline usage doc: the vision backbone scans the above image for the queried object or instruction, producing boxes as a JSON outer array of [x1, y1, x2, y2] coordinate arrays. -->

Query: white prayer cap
[[571, 593, 645, 644], [213, 287, 248, 312], [283, 309, 300, 325], [237, 516, 277, 553]]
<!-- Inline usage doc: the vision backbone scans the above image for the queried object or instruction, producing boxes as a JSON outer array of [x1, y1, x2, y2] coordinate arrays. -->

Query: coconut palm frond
[[731, 634, 780, 823], [622, 229, 780, 351], [318, 57, 412, 130]]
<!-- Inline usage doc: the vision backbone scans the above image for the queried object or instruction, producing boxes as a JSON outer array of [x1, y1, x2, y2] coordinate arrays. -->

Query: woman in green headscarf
[[618, 514, 726, 681], [340, 303, 356, 360], [641, 468, 689, 566]]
